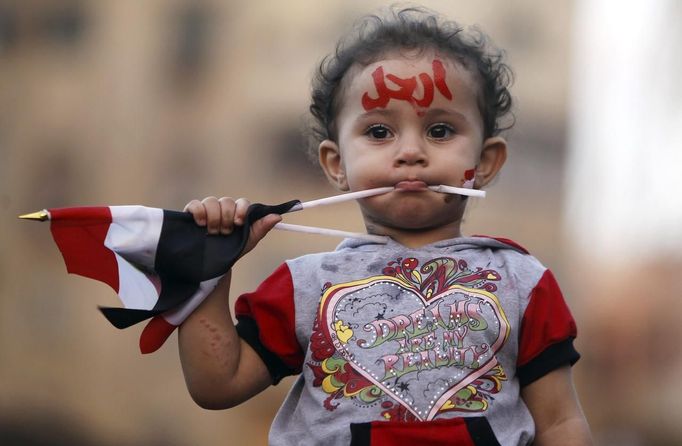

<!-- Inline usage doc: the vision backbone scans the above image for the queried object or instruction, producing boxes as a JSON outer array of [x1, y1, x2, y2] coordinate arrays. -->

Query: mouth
[[394, 180, 429, 191]]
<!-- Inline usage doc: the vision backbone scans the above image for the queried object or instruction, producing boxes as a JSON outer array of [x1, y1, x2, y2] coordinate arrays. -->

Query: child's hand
[[183, 196, 281, 256]]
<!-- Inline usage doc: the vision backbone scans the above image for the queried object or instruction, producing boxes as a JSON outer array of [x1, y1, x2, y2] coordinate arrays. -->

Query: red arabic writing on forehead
[[361, 59, 453, 113]]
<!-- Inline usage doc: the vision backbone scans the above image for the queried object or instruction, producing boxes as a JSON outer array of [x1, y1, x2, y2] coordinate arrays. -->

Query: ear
[[475, 136, 507, 188], [318, 139, 350, 191]]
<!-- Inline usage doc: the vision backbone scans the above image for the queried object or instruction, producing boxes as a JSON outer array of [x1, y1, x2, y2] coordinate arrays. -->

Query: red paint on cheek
[[361, 59, 454, 112], [462, 168, 476, 188]]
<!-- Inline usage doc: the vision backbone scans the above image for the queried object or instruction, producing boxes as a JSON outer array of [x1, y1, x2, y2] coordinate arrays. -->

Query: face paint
[[361, 59, 453, 114], [462, 168, 476, 188]]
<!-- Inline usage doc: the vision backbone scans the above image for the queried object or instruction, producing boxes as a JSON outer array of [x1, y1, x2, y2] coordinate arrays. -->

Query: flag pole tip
[[19, 210, 49, 221]]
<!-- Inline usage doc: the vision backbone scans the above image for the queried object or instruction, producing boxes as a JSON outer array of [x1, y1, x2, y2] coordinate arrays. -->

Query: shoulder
[[284, 240, 382, 272], [469, 234, 546, 275], [284, 248, 342, 272], [471, 235, 530, 254], [460, 235, 557, 311]]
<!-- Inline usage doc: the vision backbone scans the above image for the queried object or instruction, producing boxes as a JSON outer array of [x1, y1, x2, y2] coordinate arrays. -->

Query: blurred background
[[1, 0, 680, 444]]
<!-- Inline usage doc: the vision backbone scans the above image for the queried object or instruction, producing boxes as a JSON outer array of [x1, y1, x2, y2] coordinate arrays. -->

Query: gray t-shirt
[[236, 236, 579, 445]]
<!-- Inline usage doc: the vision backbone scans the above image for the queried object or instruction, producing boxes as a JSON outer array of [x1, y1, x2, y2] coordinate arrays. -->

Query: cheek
[[341, 148, 381, 181], [344, 162, 384, 189], [345, 170, 377, 189], [433, 152, 478, 181]]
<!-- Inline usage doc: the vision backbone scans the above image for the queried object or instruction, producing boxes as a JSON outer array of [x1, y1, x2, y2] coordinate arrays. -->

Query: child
[[178, 7, 592, 446]]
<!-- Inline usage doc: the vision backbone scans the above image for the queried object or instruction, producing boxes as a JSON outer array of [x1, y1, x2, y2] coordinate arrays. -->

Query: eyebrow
[[421, 107, 470, 123], [357, 107, 471, 125], [357, 109, 396, 120]]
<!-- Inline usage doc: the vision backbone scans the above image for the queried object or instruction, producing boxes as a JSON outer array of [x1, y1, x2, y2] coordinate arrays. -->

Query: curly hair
[[307, 7, 514, 157]]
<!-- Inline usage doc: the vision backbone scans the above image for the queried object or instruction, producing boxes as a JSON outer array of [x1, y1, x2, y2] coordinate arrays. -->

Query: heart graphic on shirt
[[318, 276, 509, 421]]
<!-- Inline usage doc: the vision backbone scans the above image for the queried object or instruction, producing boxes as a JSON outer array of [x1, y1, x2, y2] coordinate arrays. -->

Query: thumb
[[242, 213, 282, 256]]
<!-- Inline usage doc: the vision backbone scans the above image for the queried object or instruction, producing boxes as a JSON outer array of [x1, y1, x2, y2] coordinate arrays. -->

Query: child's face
[[319, 52, 506, 240]]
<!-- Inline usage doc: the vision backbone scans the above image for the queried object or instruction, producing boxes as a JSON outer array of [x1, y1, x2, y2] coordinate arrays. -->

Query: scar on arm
[[198, 317, 234, 368]]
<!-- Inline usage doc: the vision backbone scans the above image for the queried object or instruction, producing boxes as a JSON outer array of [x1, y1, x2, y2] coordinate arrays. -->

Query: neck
[[364, 220, 463, 248]]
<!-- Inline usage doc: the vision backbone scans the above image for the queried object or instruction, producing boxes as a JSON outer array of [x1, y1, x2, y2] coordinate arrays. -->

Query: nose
[[394, 134, 428, 167]]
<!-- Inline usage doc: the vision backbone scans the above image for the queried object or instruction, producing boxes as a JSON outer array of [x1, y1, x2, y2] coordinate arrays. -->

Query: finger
[[243, 214, 282, 256], [217, 197, 237, 235], [184, 199, 206, 226], [233, 198, 252, 227], [202, 196, 223, 234], [256, 213, 283, 236]]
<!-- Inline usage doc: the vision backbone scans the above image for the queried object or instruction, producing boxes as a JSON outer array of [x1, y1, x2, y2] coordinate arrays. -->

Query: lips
[[394, 180, 428, 191]]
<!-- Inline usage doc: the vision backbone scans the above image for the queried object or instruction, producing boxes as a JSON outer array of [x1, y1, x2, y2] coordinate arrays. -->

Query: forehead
[[339, 51, 481, 113]]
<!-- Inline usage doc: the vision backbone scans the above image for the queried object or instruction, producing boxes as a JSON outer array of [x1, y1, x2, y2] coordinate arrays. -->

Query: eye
[[427, 123, 455, 140], [365, 124, 393, 140]]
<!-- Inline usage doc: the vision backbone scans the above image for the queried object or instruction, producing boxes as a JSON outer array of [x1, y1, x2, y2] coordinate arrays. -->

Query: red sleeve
[[516, 269, 580, 387], [234, 263, 304, 383]]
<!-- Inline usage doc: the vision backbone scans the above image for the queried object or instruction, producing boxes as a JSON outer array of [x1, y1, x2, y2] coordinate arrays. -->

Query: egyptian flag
[[47, 201, 298, 353]]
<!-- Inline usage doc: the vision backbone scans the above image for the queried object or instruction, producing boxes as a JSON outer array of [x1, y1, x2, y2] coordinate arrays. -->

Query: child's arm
[[521, 365, 593, 445], [177, 196, 282, 409]]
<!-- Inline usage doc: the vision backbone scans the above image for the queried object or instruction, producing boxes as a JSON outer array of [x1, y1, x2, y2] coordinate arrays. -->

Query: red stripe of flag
[[139, 315, 176, 354], [50, 207, 120, 293]]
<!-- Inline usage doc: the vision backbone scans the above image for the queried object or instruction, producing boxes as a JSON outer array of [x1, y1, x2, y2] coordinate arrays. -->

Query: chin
[[371, 213, 458, 233], [361, 200, 464, 231]]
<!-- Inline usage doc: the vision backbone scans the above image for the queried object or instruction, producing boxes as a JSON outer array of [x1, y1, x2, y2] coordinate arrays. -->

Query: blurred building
[[3, 0, 676, 445], [564, 1, 682, 444], [566, 0, 682, 264]]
